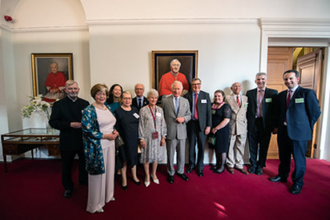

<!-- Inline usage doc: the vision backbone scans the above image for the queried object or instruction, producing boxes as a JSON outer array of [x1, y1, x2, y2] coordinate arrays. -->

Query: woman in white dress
[[82, 84, 119, 213], [139, 89, 167, 187]]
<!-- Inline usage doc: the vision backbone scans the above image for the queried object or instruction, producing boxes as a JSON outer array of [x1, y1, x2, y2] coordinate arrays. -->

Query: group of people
[[49, 59, 321, 214]]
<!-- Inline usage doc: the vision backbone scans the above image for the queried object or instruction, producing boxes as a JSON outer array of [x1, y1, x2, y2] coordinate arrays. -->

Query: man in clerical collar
[[49, 80, 89, 198]]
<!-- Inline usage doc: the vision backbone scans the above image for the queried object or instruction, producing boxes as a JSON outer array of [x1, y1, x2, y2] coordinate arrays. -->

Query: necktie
[[175, 97, 179, 114], [286, 90, 292, 108], [257, 90, 264, 117], [236, 95, 241, 107], [194, 93, 198, 120], [139, 98, 142, 108]]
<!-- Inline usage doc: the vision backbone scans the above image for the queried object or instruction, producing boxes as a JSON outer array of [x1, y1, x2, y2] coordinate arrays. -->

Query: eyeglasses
[[191, 83, 201, 86]]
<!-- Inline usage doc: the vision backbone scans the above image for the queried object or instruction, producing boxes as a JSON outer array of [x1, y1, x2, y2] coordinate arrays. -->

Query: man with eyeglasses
[[184, 78, 212, 177]]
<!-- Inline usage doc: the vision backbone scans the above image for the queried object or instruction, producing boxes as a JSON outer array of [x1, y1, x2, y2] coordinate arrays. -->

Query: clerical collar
[[67, 96, 78, 102]]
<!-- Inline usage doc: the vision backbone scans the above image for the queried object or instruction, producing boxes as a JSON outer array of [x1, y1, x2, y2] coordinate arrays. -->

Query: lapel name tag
[[295, 98, 304, 103], [156, 112, 161, 117], [133, 113, 139, 119], [201, 99, 207, 103], [265, 98, 272, 103]]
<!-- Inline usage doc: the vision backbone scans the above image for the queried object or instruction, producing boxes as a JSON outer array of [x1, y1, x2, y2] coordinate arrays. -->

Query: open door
[[296, 49, 323, 157], [266, 47, 293, 159]]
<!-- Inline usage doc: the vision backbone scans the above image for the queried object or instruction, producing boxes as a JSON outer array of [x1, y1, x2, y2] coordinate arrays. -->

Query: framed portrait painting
[[31, 53, 73, 103], [152, 50, 198, 93]]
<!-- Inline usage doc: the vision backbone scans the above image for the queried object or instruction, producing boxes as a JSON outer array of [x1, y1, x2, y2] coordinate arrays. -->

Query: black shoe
[[167, 175, 174, 184], [269, 175, 287, 182], [248, 166, 256, 174], [289, 185, 302, 194], [187, 165, 194, 173], [214, 167, 225, 174], [64, 190, 72, 198], [256, 167, 263, 175], [177, 173, 189, 181], [210, 165, 217, 171], [197, 170, 203, 177], [121, 184, 128, 191], [132, 179, 141, 186]]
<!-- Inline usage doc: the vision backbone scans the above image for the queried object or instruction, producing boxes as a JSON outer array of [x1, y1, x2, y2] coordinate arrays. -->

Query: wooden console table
[[1, 128, 60, 172]]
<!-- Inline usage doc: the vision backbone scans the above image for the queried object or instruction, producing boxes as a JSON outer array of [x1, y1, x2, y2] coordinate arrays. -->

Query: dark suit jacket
[[246, 87, 278, 133], [49, 97, 89, 151], [277, 86, 321, 141], [184, 90, 212, 131], [132, 96, 149, 111]]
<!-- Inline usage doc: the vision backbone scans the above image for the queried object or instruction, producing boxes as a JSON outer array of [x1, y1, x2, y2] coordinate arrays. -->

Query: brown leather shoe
[[227, 167, 235, 174], [236, 168, 249, 175]]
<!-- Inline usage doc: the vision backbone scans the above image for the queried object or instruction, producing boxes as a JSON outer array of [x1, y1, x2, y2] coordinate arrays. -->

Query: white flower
[[22, 95, 51, 119]]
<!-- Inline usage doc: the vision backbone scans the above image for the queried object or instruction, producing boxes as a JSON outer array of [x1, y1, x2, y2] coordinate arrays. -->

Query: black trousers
[[187, 120, 207, 171], [248, 118, 271, 168], [60, 148, 87, 190], [277, 126, 308, 186]]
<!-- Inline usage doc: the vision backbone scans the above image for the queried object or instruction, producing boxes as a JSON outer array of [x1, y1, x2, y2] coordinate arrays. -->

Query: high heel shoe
[[144, 181, 150, 187], [110, 197, 115, 201], [96, 208, 104, 213], [133, 179, 141, 185], [121, 185, 128, 191], [150, 174, 160, 184], [214, 168, 225, 174]]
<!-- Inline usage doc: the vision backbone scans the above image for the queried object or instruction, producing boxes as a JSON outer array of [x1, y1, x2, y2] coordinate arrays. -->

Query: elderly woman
[[106, 84, 123, 113], [139, 89, 167, 187], [209, 90, 232, 174], [82, 84, 119, 213], [114, 91, 141, 190]]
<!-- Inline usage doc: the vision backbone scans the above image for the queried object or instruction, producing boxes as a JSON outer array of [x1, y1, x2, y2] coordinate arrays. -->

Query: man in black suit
[[49, 80, 89, 198], [269, 70, 321, 194], [246, 72, 278, 175], [132, 83, 149, 111], [184, 78, 212, 177]]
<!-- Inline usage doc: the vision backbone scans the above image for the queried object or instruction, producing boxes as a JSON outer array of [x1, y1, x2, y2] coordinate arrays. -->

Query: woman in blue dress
[[114, 91, 141, 190]]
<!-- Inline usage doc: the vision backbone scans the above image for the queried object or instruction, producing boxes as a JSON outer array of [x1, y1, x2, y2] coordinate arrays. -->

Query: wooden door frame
[[259, 18, 330, 160]]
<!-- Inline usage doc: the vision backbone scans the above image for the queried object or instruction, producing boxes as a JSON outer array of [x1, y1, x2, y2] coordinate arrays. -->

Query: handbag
[[208, 135, 216, 145], [115, 134, 124, 148]]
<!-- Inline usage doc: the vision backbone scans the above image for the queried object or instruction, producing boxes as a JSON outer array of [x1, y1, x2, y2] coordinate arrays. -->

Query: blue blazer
[[277, 86, 321, 141]]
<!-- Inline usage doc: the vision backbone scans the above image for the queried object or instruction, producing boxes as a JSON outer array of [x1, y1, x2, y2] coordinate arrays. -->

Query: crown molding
[[86, 18, 258, 26], [0, 24, 88, 33]]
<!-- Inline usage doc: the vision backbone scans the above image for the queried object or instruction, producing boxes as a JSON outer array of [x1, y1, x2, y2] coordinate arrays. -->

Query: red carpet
[[0, 158, 329, 220]]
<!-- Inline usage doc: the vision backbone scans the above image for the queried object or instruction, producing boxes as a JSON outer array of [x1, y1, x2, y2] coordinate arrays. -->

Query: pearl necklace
[[94, 103, 107, 110]]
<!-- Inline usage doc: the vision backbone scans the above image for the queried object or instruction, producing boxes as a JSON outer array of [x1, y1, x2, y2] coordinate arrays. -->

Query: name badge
[[152, 132, 159, 139], [156, 112, 161, 117], [133, 113, 139, 119], [265, 98, 272, 103], [201, 99, 207, 103], [295, 98, 304, 103]]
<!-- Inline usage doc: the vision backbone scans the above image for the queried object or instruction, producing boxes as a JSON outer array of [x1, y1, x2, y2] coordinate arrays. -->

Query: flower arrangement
[[22, 95, 51, 119]]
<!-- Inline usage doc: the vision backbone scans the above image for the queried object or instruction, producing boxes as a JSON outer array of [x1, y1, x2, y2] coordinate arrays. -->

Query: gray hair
[[170, 59, 181, 66], [65, 80, 78, 88], [171, 80, 183, 90], [191, 77, 201, 84], [256, 72, 267, 79], [147, 89, 159, 98]]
